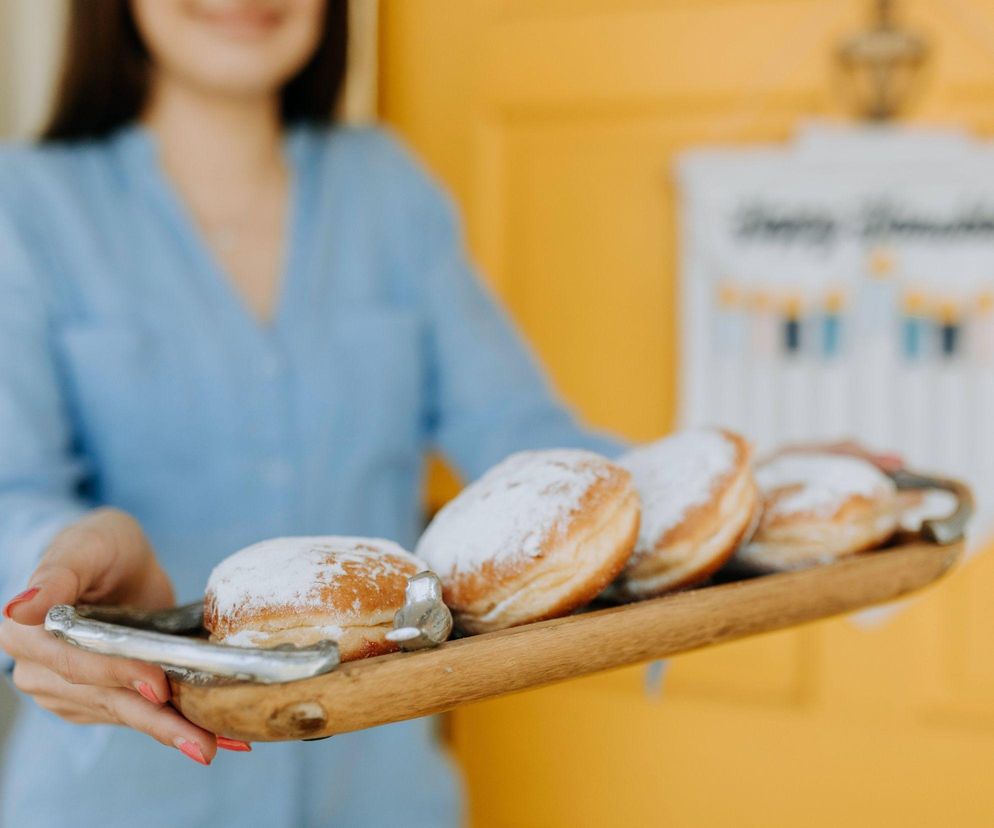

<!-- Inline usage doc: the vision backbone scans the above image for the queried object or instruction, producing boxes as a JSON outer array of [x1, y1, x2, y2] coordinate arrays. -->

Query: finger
[[3, 516, 110, 624], [97, 685, 218, 764], [13, 658, 164, 714], [4, 509, 170, 625], [30, 694, 102, 723], [830, 444, 905, 472], [13, 663, 102, 722], [31, 687, 249, 755], [19, 668, 217, 764], [874, 453, 905, 473], [6, 626, 171, 703], [216, 737, 252, 752]]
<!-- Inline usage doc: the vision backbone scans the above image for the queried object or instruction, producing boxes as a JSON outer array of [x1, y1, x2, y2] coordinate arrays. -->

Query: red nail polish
[[3, 587, 40, 619], [216, 737, 252, 752], [175, 739, 209, 766], [135, 681, 161, 705]]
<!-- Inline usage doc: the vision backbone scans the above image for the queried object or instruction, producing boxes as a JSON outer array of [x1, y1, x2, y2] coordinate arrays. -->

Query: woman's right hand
[[0, 508, 247, 765]]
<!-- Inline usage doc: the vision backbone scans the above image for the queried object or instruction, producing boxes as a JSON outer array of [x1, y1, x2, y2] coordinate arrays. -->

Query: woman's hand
[[0, 508, 248, 764]]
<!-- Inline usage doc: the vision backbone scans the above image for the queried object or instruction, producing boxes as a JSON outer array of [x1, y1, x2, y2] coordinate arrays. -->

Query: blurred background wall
[[379, 1, 994, 826], [0, 0, 65, 137]]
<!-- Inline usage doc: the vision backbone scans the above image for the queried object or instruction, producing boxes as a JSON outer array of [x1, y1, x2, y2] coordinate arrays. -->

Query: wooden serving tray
[[169, 540, 961, 742]]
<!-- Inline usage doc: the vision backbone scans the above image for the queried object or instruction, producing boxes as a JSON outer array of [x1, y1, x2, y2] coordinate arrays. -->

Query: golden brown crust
[[739, 459, 900, 570], [213, 623, 401, 662], [436, 456, 640, 633], [654, 431, 751, 547], [442, 463, 627, 606], [204, 540, 422, 662], [741, 493, 898, 569], [452, 484, 640, 633], [612, 430, 758, 599]]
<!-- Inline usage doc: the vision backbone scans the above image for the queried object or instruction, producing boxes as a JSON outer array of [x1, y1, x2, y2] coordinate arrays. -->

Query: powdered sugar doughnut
[[205, 536, 428, 661], [737, 453, 898, 570], [611, 428, 759, 599], [415, 449, 639, 633]]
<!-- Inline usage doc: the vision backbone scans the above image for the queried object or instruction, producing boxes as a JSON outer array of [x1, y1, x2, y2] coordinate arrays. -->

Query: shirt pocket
[[55, 322, 209, 478]]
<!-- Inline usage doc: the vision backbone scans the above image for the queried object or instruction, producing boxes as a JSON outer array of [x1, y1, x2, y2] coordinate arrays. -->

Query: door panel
[[381, 2, 994, 825]]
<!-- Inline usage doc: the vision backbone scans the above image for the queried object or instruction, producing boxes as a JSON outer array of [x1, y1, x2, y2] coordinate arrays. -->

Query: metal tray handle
[[889, 469, 974, 545], [45, 605, 340, 685]]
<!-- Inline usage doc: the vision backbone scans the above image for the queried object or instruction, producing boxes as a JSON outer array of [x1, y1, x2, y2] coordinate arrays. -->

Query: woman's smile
[[194, 2, 287, 42]]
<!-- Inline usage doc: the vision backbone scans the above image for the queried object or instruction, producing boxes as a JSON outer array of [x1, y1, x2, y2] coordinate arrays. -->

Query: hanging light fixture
[[836, 0, 929, 121]]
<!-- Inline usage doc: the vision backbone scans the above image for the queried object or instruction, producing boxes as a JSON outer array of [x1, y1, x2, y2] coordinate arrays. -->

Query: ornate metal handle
[[889, 469, 974, 545], [45, 605, 340, 685], [385, 571, 454, 650]]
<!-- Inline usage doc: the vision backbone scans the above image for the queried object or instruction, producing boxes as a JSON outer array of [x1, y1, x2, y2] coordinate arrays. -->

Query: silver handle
[[889, 469, 974, 545], [386, 571, 454, 650], [45, 605, 339, 685], [72, 601, 204, 635]]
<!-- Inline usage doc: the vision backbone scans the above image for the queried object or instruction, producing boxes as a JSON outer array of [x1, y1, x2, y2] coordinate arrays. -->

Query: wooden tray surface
[[170, 540, 961, 742]]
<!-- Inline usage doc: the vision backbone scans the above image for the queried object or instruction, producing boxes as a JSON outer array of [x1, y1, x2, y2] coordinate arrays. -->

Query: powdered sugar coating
[[206, 536, 426, 621], [620, 429, 739, 554], [757, 454, 895, 518], [221, 624, 344, 647], [415, 449, 617, 575]]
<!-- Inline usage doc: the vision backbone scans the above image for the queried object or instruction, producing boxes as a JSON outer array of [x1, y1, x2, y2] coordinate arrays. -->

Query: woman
[[0, 1, 618, 825]]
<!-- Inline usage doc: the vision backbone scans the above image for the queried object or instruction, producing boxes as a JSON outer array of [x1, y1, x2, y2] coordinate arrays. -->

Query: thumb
[[4, 509, 163, 626]]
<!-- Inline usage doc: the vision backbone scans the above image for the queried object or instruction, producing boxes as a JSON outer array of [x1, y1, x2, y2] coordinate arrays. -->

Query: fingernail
[[135, 681, 161, 705], [174, 738, 209, 766], [216, 736, 252, 752], [3, 587, 40, 619]]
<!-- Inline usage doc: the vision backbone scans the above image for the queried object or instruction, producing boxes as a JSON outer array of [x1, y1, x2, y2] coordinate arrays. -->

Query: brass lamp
[[836, 0, 929, 121]]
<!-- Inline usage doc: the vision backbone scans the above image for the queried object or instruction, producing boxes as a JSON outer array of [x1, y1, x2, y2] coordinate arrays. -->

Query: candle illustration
[[972, 291, 994, 362], [818, 289, 849, 436], [713, 278, 747, 428], [822, 288, 846, 358], [938, 299, 961, 360], [782, 294, 803, 356], [749, 288, 778, 450], [934, 298, 966, 470], [901, 290, 928, 362]]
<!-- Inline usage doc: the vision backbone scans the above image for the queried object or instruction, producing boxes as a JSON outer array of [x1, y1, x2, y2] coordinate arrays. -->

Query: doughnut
[[415, 449, 639, 633], [205, 536, 428, 661], [737, 453, 899, 570], [611, 428, 759, 599]]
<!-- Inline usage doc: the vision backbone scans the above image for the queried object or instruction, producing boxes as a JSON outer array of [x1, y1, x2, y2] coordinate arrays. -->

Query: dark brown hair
[[43, 0, 348, 142]]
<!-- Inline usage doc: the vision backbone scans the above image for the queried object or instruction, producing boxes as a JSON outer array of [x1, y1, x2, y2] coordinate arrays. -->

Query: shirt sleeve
[[413, 165, 626, 481], [0, 205, 90, 670]]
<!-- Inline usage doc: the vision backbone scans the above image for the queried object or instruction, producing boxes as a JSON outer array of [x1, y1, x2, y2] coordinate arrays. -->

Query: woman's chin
[[165, 60, 298, 106]]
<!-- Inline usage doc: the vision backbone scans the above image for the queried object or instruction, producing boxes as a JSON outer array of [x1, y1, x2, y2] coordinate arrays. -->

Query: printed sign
[[678, 122, 994, 544]]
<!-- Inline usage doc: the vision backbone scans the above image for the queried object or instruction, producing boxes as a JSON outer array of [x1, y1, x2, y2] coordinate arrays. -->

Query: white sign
[[678, 121, 994, 546]]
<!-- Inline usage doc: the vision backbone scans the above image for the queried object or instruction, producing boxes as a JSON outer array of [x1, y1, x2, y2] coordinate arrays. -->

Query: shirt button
[[260, 459, 292, 486]]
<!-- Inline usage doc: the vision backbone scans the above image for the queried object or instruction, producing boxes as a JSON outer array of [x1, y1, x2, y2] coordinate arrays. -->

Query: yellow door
[[380, 2, 994, 825]]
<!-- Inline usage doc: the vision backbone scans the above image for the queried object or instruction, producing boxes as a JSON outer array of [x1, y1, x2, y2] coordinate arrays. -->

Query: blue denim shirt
[[0, 124, 621, 827]]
